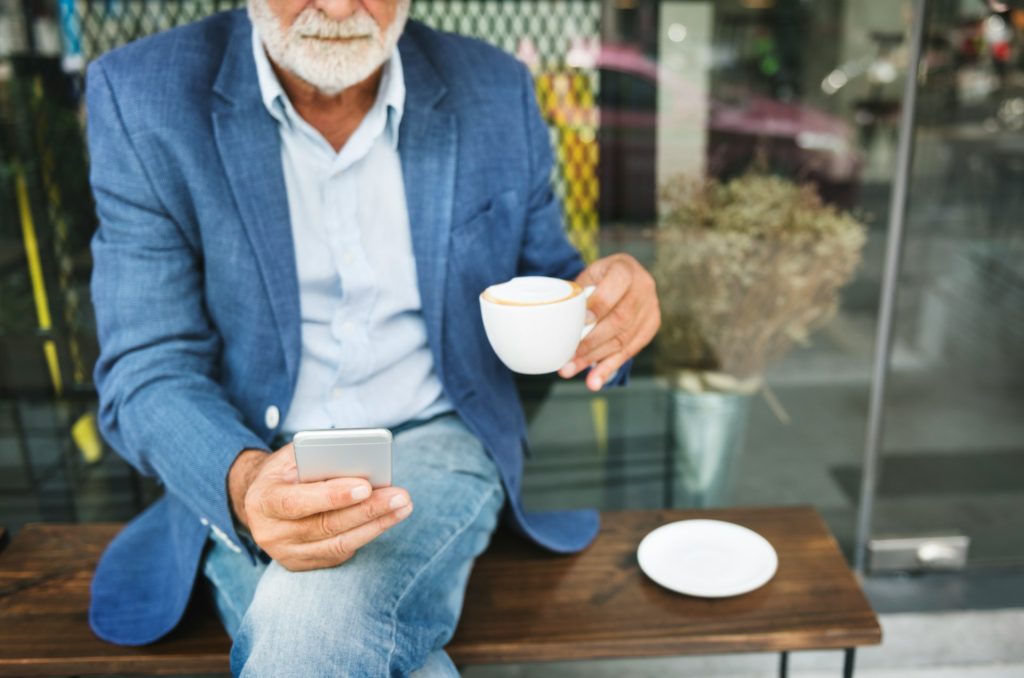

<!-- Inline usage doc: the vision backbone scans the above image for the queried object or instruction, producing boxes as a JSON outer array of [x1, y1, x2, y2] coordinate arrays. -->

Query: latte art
[[482, 277, 582, 306]]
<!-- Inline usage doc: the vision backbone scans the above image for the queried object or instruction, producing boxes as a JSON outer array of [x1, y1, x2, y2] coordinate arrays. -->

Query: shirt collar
[[251, 26, 405, 149]]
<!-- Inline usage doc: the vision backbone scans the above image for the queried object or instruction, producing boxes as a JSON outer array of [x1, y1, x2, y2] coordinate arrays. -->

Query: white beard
[[248, 0, 410, 95]]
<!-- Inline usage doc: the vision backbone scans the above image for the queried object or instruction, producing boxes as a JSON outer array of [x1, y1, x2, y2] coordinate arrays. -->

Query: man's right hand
[[227, 444, 413, 572]]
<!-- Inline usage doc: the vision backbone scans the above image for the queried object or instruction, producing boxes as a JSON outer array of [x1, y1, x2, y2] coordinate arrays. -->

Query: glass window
[[1, 0, 1022, 603]]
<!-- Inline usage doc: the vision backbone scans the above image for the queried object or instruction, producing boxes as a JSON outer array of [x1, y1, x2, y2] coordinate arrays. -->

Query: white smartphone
[[292, 428, 393, 487]]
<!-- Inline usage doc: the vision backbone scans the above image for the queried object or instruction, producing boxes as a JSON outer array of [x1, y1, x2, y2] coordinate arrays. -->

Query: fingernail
[[352, 485, 371, 501], [389, 494, 409, 510], [559, 363, 576, 378], [396, 504, 413, 519], [589, 375, 604, 391]]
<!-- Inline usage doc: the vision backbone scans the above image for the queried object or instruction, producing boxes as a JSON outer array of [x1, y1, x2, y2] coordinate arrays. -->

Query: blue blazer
[[87, 11, 622, 646]]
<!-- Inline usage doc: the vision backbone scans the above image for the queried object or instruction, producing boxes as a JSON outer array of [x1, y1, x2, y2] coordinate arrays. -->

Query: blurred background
[[1, 0, 1023, 674]]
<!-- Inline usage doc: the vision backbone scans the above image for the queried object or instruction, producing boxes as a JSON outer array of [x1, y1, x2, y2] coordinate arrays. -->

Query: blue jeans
[[201, 415, 505, 677]]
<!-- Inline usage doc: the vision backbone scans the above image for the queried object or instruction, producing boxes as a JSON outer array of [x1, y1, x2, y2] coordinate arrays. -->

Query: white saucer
[[637, 519, 778, 597]]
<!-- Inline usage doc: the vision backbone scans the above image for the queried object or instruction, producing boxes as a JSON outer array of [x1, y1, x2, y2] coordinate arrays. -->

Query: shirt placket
[[325, 166, 376, 426]]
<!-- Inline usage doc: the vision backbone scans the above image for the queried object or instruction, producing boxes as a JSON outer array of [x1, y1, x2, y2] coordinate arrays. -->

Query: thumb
[[575, 257, 610, 288]]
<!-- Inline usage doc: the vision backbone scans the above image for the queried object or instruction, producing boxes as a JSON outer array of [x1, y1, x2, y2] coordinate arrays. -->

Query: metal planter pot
[[667, 388, 752, 508]]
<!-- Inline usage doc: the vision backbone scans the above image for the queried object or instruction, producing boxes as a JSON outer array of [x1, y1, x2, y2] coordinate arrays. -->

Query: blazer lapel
[[398, 27, 457, 377], [211, 19, 302, 384]]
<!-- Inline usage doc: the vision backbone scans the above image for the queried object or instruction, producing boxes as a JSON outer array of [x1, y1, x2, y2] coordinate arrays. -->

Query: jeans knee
[[230, 563, 393, 678]]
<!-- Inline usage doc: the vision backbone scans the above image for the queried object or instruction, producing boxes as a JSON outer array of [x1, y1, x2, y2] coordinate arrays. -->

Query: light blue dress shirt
[[252, 30, 452, 434]]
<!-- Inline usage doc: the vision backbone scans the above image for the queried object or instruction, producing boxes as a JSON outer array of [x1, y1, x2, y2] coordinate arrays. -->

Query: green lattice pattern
[[72, 0, 598, 73], [72, 0, 601, 258], [76, 0, 243, 59]]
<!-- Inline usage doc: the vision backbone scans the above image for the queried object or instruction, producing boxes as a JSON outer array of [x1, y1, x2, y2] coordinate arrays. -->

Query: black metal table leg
[[843, 648, 856, 677], [779, 650, 789, 678]]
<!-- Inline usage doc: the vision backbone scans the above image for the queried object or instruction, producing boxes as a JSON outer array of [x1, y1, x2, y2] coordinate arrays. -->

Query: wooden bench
[[0, 507, 881, 676]]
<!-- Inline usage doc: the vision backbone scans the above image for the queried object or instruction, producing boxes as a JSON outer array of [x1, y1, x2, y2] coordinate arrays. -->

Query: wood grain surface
[[447, 506, 881, 664], [0, 523, 230, 676], [0, 507, 880, 675]]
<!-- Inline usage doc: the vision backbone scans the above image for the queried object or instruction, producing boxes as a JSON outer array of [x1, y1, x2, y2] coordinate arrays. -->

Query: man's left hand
[[558, 253, 661, 391]]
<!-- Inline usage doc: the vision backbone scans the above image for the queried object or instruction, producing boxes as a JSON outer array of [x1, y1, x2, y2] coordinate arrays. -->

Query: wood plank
[[447, 507, 882, 664], [0, 508, 881, 675], [0, 524, 230, 676]]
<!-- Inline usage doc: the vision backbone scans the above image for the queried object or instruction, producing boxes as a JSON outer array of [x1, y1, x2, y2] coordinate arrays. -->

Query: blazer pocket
[[452, 190, 520, 244], [450, 189, 521, 287]]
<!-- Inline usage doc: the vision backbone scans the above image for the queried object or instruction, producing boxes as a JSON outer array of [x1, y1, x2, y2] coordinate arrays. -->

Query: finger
[[260, 476, 373, 520], [569, 332, 629, 375], [579, 267, 658, 362], [287, 500, 415, 569], [583, 261, 633, 320], [576, 253, 638, 290], [560, 298, 640, 378], [575, 300, 640, 359], [559, 321, 633, 379], [574, 256, 611, 288], [298, 487, 411, 542], [586, 350, 631, 392], [584, 311, 661, 390]]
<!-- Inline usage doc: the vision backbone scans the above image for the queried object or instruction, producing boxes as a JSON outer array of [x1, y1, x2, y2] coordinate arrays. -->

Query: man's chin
[[284, 50, 381, 92], [291, 64, 379, 95]]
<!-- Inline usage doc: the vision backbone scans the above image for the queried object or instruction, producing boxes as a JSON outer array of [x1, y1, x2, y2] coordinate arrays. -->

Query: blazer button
[[265, 405, 280, 430]]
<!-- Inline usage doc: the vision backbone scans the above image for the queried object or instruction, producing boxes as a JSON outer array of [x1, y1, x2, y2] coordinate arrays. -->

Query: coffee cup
[[479, 276, 596, 374]]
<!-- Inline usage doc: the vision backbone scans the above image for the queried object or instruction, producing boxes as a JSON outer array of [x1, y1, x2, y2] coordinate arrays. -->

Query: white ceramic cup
[[479, 276, 596, 375]]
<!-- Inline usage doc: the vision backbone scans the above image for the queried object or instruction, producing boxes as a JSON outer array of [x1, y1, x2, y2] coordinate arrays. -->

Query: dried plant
[[654, 173, 866, 390]]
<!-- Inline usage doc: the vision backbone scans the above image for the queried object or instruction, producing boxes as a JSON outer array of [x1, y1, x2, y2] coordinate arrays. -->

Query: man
[[86, 0, 660, 674]]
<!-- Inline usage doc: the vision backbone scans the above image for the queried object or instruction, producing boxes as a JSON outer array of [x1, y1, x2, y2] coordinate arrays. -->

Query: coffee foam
[[482, 277, 580, 306]]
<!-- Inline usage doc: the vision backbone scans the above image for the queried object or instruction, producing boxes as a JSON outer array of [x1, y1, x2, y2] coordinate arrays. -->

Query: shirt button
[[342, 322, 354, 335], [265, 405, 280, 429], [331, 387, 343, 399]]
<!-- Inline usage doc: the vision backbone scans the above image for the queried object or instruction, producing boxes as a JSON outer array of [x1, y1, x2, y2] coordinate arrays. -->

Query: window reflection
[[0, 0, 1021, 571]]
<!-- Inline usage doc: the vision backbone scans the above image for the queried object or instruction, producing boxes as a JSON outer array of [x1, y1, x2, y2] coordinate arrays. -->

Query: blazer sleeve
[[514, 62, 585, 282], [514, 63, 630, 388], [87, 59, 267, 557]]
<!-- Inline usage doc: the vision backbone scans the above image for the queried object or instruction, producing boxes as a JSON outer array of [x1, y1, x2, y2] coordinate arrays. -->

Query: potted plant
[[654, 172, 866, 506]]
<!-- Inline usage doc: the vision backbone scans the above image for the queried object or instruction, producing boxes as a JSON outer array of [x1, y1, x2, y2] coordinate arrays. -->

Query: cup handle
[[580, 285, 597, 339]]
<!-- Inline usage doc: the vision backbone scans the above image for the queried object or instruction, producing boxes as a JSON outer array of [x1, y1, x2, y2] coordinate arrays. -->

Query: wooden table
[[0, 507, 881, 676], [449, 507, 881, 675]]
